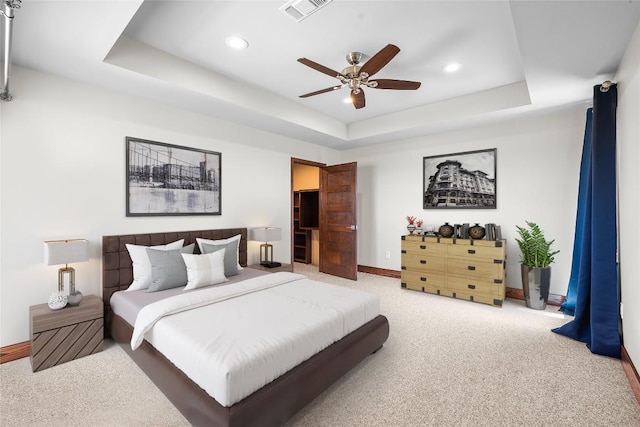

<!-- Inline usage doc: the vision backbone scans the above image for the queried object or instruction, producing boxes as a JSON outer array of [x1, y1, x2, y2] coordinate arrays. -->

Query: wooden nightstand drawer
[[30, 295, 103, 372]]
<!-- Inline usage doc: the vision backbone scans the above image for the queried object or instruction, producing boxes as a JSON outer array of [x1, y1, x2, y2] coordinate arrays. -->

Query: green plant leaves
[[515, 221, 560, 267]]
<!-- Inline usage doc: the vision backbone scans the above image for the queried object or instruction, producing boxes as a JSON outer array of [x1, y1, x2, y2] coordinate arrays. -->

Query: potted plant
[[515, 221, 560, 310], [406, 216, 417, 234]]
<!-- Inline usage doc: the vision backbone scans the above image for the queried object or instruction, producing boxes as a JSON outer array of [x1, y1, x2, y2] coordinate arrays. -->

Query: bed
[[102, 228, 389, 427]]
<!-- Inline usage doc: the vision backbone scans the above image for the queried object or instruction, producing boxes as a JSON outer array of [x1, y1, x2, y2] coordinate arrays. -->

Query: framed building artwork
[[423, 148, 496, 209], [126, 137, 221, 216]]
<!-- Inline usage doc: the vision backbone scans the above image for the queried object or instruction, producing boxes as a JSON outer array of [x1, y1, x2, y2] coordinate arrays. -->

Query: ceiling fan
[[297, 44, 421, 109]]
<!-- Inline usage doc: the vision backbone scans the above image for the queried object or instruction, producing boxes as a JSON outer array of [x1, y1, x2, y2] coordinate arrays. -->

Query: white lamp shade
[[44, 239, 89, 265], [250, 227, 281, 243]]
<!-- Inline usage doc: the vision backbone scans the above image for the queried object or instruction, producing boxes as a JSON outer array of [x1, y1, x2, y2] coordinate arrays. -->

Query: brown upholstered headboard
[[102, 228, 248, 330]]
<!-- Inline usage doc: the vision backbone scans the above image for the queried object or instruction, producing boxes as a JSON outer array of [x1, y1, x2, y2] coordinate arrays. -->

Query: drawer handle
[[420, 260, 427, 264], [420, 277, 427, 282], [468, 265, 476, 271], [468, 249, 476, 254], [420, 245, 426, 249], [468, 284, 476, 290]]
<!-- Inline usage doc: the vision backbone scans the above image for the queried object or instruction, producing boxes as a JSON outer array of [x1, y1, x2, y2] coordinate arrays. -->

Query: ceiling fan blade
[[297, 58, 345, 79], [351, 89, 365, 109], [299, 85, 343, 98], [359, 44, 401, 77], [373, 79, 421, 90]]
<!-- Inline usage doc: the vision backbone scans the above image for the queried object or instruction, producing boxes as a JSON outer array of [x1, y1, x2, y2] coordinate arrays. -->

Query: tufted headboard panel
[[102, 227, 247, 332]]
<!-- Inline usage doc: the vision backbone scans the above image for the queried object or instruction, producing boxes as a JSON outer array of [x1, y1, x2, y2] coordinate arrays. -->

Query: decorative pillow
[[181, 243, 196, 254], [145, 248, 188, 292], [181, 249, 228, 290], [196, 235, 243, 270], [143, 244, 195, 292], [125, 239, 184, 291], [201, 241, 240, 277]]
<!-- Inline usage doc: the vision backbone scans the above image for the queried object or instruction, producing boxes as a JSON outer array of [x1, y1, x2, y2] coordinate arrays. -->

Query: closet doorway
[[291, 158, 359, 280], [292, 159, 323, 267]]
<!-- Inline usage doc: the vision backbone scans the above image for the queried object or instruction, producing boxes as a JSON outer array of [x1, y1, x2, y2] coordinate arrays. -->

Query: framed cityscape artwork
[[126, 137, 222, 216], [423, 148, 496, 209]]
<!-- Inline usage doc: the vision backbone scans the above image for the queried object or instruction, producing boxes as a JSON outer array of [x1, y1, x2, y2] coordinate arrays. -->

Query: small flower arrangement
[[406, 216, 424, 235]]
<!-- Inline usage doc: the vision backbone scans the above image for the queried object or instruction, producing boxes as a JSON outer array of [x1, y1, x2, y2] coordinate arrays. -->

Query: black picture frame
[[126, 137, 221, 216], [423, 148, 496, 209]]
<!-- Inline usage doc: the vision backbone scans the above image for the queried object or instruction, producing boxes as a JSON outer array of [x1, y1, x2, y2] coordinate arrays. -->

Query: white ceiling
[[7, 1, 640, 150]]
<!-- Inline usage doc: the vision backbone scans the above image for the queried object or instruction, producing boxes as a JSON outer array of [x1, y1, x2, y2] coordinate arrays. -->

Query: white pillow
[[125, 239, 184, 291], [196, 234, 243, 270], [181, 249, 228, 290]]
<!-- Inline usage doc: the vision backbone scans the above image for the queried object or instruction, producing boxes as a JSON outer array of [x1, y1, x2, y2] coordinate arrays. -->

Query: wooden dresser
[[401, 235, 506, 307], [30, 295, 103, 372]]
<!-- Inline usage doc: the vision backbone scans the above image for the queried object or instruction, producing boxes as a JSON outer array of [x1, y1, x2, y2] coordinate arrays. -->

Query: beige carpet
[[1, 264, 639, 426]]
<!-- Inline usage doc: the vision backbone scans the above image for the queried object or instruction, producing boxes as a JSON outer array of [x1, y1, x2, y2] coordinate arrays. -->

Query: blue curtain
[[559, 109, 593, 316], [552, 83, 620, 359]]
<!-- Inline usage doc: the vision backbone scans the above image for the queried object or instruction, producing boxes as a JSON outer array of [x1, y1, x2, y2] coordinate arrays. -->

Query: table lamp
[[251, 227, 282, 268], [44, 239, 89, 309]]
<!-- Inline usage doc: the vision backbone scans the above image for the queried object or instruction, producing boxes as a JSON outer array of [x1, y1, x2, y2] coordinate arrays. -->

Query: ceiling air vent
[[280, 0, 333, 22]]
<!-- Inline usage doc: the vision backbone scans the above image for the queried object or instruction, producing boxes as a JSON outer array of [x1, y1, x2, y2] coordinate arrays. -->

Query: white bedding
[[131, 272, 380, 407]]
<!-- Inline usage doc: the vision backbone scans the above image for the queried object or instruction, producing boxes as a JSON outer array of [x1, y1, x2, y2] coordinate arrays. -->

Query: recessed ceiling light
[[343, 97, 352, 104], [443, 63, 461, 73], [225, 36, 248, 50]]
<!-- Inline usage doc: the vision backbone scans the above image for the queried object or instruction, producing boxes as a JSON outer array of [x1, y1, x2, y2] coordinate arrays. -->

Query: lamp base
[[48, 292, 68, 310], [262, 262, 282, 268], [68, 290, 83, 306]]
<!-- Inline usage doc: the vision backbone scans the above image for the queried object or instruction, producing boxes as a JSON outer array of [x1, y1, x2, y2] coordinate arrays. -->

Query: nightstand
[[30, 294, 103, 372], [247, 263, 293, 273]]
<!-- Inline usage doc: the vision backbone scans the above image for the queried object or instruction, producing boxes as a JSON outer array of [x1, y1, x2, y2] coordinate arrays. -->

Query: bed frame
[[102, 227, 389, 427]]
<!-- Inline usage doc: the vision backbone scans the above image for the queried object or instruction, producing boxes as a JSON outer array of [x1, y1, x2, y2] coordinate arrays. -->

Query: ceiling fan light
[[225, 36, 249, 50], [443, 63, 461, 73]]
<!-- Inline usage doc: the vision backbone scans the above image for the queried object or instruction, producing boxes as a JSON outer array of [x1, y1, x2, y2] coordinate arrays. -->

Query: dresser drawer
[[447, 276, 504, 298], [447, 243, 505, 262], [401, 270, 446, 293], [446, 258, 504, 282], [401, 239, 447, 257], [402, 253, 446, 274]]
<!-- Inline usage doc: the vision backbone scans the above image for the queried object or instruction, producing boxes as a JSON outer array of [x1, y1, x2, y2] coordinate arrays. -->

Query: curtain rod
[[600, 80, 615, 93], [0, 0, 22, 102]]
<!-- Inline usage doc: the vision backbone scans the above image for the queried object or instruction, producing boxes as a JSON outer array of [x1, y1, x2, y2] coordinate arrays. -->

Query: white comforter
[[131, 272, 380, 407]]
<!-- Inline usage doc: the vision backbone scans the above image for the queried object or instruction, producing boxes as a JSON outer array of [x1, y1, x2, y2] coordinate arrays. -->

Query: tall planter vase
[[521, 265, 551, 310]]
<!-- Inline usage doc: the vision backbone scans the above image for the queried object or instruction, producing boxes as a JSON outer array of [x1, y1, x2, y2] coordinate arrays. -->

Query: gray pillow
[[201, 241, 239, 276], [146, 248, 188, 292]]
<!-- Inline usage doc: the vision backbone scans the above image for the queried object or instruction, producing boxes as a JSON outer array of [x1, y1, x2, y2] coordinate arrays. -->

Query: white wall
[[0, 67, 339, 346], [616, 22, 640, 371], [342, 106, 586, 296]]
